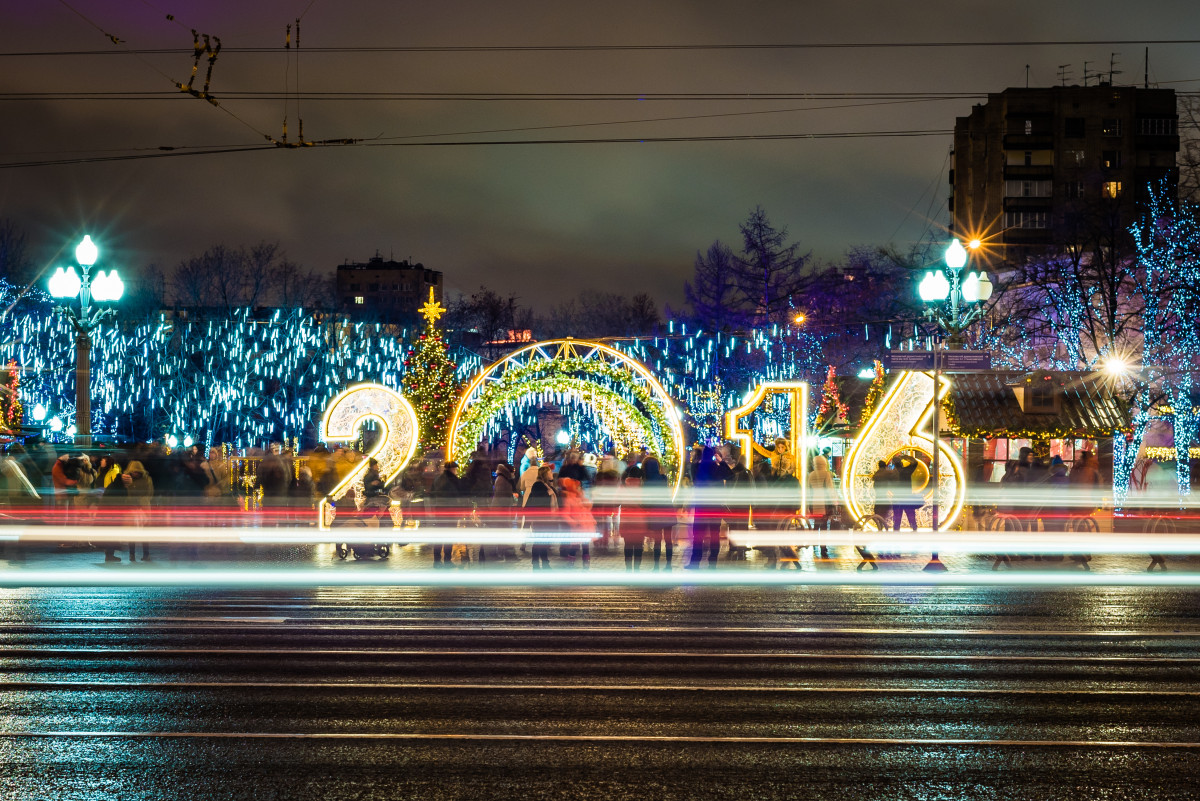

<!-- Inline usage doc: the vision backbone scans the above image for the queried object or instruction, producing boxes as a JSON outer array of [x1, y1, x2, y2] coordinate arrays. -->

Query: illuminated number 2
[[842, 371, 965, 531], [318, 384, 420, 529]]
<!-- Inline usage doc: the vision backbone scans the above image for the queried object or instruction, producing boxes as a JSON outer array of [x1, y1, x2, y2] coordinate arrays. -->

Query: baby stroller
[[329, 497, 392, 560]]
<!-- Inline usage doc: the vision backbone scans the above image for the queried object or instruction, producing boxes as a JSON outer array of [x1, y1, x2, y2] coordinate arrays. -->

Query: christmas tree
[[0, 360, 22, 436], [857, 360, 885, 429], [402, 289, 462, 454], [813, 365, 848, 432]]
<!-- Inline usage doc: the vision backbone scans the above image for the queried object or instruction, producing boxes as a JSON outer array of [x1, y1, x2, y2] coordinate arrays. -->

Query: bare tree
[[1179, 95, 1200, 203], [685, 241, 741, 331], [0, 219, 33, 287], [733, 206, 813, 326]]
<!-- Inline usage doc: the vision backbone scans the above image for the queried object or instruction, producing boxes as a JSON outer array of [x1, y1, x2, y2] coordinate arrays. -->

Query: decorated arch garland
[[453, 357, 681, 475]]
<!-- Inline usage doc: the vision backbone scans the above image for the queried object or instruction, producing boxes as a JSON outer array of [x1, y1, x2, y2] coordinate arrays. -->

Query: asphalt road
[[2, 585, 1200, 799]]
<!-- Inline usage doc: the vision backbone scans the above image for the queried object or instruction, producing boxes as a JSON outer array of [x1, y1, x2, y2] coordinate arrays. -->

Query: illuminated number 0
[[318, 384, 420, 529]]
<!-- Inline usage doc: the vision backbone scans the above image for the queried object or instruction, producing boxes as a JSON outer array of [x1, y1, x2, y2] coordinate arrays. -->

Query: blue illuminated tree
[[1132, 183, 1200, 499]]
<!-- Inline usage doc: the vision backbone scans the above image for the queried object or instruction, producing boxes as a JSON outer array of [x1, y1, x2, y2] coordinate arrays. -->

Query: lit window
[[1024, 119, 1033, 135], [354, 296, 365, 305], [1102, 150, 1121, 169], [1101, 118, 1121, 137], [1103, 181, 1123, 199]]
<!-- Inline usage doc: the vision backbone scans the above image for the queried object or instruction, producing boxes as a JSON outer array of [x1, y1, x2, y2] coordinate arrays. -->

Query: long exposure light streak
[[4, 569, 1200, 588]]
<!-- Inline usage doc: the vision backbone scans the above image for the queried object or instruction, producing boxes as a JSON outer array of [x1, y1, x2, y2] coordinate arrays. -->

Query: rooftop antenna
[[1025, 64, 1030, 88], [1082, 60, 1095, 86], [1108, 52, 1122, 84], [1058, 64, 1072, 86], [1144, 46, 1149, 89]]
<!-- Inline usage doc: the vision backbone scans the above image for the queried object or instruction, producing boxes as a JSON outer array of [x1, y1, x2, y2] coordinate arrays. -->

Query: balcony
[[1003, 165, 1054, 180], [1004, 197, 1053, 212], [1134, 134, 1180, 151], [1003, 134, 1055, 150]]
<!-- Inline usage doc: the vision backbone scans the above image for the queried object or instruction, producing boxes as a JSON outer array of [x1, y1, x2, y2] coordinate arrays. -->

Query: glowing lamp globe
[[49, 266, 82, 299], [919, 270, 950, 302], [31, 403, 47, 422], [75, 235, 98, 267], [65, 424, 77, 438], [91, 270, 125, 302], [555, 430, 570, 445], [48, 416, 63, 433], [944, 239, 967, 270]]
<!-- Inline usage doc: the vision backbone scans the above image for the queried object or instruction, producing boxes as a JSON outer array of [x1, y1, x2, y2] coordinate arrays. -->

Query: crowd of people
[[0, 433, 1127, 571]]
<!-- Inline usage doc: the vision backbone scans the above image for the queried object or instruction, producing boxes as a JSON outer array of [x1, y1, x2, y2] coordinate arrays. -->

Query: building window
[[1067, 150, 1086, 166], [1139, 117, 1177, 136], [1065, 181, 1085, 199], [1004, 211, 1049, 229], [1101, 118, 1121, 137], [354, 296, 365, 305], [1064, 117, 1085, 138], [1024, 151, 1033, 166], [1030, 385, 1056, 411], [350, 283, 360, 291], [1024, 119, 1033, 135], [1004, 180, 1052, 198], [1102, 150, 1122, 169], [1103, 181, 1123, 199], [392, 283, 399, 290]]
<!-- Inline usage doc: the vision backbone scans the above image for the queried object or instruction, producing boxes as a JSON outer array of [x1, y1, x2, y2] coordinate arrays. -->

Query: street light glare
[[1103, 356, 1131, 376], [793, 313, 806, 324], [967, 238, 982, 250], [75, 235, 98, 267]]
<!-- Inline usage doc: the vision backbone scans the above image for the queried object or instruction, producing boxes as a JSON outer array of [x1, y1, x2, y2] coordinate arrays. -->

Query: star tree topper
[[419, 287, 446, 325]]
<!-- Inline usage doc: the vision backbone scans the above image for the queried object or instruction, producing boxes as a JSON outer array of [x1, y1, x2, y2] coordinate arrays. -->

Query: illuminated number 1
[[725, 382, 809, 514], [318, 384, 420, 529]]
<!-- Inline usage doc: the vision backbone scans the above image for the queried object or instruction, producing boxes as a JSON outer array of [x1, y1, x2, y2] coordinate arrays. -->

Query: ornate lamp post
[[917, 239, 992, 549], [48, 235, 124, 448]]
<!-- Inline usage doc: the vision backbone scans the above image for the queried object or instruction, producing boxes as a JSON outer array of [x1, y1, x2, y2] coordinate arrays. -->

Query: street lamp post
[[48, 235, 123, 449], [917, 240, 992, 561]]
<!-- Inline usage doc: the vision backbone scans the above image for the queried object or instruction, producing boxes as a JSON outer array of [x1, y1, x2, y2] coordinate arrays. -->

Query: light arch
[[447, 338, 686, 495]]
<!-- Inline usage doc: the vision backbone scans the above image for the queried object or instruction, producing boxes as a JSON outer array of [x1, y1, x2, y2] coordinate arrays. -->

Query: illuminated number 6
[[318, 383, 420, 529], [842, 371, 965, 531]]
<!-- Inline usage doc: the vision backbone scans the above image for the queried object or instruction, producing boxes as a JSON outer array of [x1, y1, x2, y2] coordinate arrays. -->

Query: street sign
[[886, 350, 934, 370], [942, 351, 992, 371], [886, 350, 992, 372]]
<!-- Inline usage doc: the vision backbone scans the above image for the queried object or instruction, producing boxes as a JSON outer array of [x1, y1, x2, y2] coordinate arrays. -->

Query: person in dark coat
[[871, 459, 897, 528], [523, 464, 558, 569], [687, 445, 730, 568], [429, 461, 463, 566]]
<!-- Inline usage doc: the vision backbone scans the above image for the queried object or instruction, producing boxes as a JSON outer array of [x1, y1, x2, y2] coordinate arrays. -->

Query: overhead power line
[[6, 39, 1200, 56], [0, 128, 951, 170]]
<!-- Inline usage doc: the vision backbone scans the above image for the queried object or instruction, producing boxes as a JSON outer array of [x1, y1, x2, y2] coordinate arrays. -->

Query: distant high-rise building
[[951, 85, 1178, 255], [336, 254, 443, 321]]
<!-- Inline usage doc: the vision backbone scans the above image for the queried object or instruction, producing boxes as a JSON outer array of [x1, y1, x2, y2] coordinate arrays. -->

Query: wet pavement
[[1, 584, 1199, 798]]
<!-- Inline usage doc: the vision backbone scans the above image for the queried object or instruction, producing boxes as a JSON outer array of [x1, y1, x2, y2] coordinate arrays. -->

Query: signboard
[[886, 350, 992, 372]]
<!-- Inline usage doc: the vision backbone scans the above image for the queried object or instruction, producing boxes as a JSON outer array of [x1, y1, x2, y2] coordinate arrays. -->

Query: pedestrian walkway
[[0, 538, 1192, 575]]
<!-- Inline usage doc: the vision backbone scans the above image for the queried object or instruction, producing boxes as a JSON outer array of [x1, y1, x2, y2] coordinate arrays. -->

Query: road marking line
[[1, 648, 1197, 663], [1, 731, 1197, 747], [0, 681, 1198, 695]]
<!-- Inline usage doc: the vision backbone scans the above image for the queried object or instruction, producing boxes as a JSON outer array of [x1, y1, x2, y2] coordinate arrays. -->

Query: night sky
[[3, 0, 1199, 307]]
